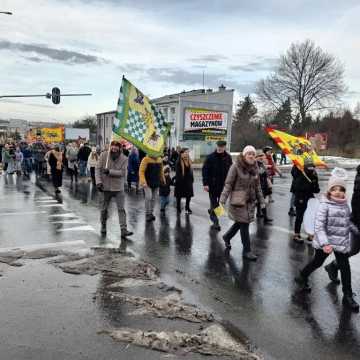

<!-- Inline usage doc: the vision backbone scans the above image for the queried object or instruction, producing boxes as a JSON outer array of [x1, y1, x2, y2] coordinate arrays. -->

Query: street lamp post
[[0, 11, 12, 15]]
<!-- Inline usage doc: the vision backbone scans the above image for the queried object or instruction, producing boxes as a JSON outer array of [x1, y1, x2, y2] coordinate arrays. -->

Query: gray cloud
[[0, 40, 102, 65], [188, 54, 228, 63], [230, 57, 278, 72], [120, 65, 256, 94]]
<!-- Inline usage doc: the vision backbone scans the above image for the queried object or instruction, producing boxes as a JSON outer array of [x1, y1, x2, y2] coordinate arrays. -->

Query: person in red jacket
[[263, 146, 282, 202]]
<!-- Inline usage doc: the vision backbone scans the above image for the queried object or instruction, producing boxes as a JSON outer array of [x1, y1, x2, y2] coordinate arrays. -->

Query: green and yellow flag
[[112, 77, 170, 157]]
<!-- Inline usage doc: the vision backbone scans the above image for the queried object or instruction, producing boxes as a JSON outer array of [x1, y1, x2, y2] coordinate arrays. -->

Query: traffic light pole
[[0, 93, 92, 99]]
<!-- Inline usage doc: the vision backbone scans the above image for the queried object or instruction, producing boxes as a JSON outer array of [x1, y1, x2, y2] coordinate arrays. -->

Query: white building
[[96, 85, 234, 157]]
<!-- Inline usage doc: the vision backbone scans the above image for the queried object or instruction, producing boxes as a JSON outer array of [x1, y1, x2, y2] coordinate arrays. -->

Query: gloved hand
[[103, 169, 110, 175], [96, 183, 104, 192]]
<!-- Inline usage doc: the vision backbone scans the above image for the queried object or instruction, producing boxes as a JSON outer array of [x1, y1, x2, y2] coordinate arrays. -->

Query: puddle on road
[[0, 247, 261, 359]]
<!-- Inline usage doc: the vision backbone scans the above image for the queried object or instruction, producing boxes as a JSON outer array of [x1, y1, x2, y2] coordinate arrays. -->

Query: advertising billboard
[[26, 127, 64, 144], [65, 128, 90, 141], [183, 108, 227, 141]]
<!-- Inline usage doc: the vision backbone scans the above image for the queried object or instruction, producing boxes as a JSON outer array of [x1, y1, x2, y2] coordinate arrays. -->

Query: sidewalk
[[0, 174, 261, 360]]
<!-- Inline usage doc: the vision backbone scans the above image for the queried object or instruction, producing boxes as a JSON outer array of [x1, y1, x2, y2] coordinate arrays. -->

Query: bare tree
[[256, 39, 346, 123]]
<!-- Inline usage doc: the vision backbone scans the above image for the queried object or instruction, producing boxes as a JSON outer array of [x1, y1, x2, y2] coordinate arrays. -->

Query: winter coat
[[14, 151, 23, 172], [290, 166, 302, 193], [257, 160, 272, 197], [292, 168, 320, 205], [87, 153, 98, 169], [220, 155, 265, 224], [48, 152, 63, 188], [77, 145, 91, 162], [139, 156, 165, 189], [202, 151, 233, 196], [127, 152, 140, 183], [264, 154, 276, 177], [159, 174, 172, 197], [313, 196, 358, 253], [351, 165, 360, 229], [32, 142, 46, 162], [95, 151, 128, 192], [174, 159, 194, 198], [66, 147, 78, 171]]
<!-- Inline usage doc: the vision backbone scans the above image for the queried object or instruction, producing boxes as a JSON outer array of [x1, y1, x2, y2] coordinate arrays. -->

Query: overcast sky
[[1, 0, 360, 123]]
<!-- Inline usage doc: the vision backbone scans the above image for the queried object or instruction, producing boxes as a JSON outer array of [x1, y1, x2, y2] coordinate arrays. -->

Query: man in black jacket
[[202, 141, 232, 230]]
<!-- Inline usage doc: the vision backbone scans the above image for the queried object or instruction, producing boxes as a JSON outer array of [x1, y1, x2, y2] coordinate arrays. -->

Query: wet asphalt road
[[1, 168, 360, 360]]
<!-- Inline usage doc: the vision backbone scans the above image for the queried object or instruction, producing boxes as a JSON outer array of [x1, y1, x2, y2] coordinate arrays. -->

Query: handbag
[[230, 190, 247, 206]]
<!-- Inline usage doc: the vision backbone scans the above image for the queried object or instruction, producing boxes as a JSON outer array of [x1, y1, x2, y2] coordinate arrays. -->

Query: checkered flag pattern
[[123, 109, 147, 141], [151, 104, 167, 135]]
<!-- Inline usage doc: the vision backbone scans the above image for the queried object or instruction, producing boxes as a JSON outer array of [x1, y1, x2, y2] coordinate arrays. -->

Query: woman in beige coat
[[220, 145, 265, 261]]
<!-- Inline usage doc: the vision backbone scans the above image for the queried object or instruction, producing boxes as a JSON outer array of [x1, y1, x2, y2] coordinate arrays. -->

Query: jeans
[[160, 195, 170, 210], [301, 249, 352, 295], [295, 198, 309, 234], [79, 160, 87, 177], [208, 193, 220, 225], [144, 187, 158, 215], [223, 222, 251, 254], [100, 191, 127, 230]]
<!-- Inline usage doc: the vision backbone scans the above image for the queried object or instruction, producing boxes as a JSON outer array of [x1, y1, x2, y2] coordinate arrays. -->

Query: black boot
[[343, 293, 360, 312], [294, 272, 311, 292], [262, 208, 273, 224], [222, 235, 231, 249], [324, 262, 340, 284]]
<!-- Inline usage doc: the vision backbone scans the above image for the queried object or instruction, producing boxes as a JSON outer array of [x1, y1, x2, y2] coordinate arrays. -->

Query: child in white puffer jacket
[[295, 168, 359, 312]]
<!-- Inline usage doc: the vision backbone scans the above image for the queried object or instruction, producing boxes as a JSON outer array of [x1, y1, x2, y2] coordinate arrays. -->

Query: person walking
[[159, 165, 172, 214], [292, 159, 320, 243], [77, 143, 91, 177], [263, 146, 282, 202], [324, 165, 360, 283], [22, 143, 33, 179], [95, 140, 133, 239], [174, 148, 194, 214], [255, 149, 273, 224], [220, 145, 265, 261], [288, 165, 298, 217], [14, 147, 24, 176], [87, 147, 98, 186], [295, 170, 359, 312], [48, 145, 63, 194], [2, 144, 10, 173], [32, 138, 47, 177], [66, 142, 79, 184], [127, 147, 140, 192], [139, 154, 165, 222], [202, 140, 232, 231]]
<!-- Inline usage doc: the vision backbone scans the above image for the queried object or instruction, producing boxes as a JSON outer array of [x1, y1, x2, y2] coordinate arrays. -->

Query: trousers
[[223, 222, 251, 254], [208, 193, 220, 225], [144, 187, 158, 215], [301, 249, 352, 294], [100, 191, 127, 230]]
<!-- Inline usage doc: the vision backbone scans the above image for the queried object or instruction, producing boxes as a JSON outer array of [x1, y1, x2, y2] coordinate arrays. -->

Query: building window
[[171, 107, 176, 114]]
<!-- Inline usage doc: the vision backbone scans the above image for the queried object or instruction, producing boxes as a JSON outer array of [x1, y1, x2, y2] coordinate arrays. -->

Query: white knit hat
[[327, 167, 348, 192], [242, 145, 256, 156]]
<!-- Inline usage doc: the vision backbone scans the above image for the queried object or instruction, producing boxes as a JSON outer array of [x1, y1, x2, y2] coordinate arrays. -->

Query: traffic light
[[51, 87, 61, 104]]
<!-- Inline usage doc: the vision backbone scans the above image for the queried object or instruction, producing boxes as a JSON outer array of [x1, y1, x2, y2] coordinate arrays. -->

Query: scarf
[[51, 150, 63, 170], [180, 157, 191, 177], [330, 195, 347, 204]]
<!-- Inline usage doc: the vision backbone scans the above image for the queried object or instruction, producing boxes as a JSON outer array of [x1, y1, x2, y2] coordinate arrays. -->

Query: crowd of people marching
[[1, 138, 360, 312]]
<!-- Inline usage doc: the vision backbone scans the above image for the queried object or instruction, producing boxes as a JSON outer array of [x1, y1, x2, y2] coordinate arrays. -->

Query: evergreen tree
[[273, 98, 292, 130], [233, 95, 257, 123]]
